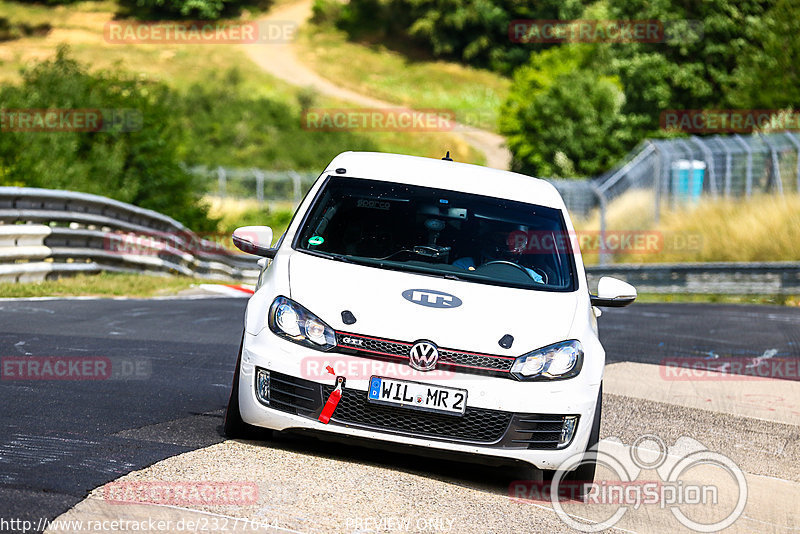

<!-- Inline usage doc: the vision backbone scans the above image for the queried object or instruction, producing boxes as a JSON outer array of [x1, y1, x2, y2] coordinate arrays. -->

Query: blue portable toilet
[[671, 160, 706, 203]]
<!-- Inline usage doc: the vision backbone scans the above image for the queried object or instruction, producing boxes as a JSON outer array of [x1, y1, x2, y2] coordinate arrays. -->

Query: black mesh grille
[[266, 370, 323, 417], [509, 414, 570, 450], [323, 385, 512, 443], [438, 349, 515, 371], [264, 371, 572, 450], [336, 333, 411, 358], [334, 332, 515, 375]]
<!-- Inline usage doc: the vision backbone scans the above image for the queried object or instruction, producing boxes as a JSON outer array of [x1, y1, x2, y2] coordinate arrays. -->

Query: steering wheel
[[480, 261, 549, 284]]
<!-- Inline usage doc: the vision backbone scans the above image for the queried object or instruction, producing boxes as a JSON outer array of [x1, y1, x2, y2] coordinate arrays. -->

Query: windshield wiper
[[312, 251, 355, 264], [377, 245, 452, 262]]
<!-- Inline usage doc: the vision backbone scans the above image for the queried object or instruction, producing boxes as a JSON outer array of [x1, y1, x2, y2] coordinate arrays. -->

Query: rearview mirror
[[232, 226, 277, 258], [590, 276, 637, 307]]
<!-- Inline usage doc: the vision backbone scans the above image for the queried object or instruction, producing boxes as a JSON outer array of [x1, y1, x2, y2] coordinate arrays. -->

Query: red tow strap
[[318, 376, 345, 424]]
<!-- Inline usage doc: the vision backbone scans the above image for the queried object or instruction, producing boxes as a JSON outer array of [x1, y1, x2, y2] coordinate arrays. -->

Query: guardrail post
[[290, 171, 301, 206], [254, 169, 265, 205], [719, 135, 733, 197], [760, 133, 784, 194], [591, 184, 609, 266], [651, 141, 662, 223], [784, 131, 800, 193], [217, 166, 227, 198], [733, 135, 753, 197], [690, 136, 718, 197]]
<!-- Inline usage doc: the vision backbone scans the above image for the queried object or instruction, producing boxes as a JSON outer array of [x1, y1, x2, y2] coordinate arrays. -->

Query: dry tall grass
[[574, 191, 800, 264]]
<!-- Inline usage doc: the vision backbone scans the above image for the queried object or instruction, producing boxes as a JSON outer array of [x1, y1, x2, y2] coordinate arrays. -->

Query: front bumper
[[238, 333, 601, 470]]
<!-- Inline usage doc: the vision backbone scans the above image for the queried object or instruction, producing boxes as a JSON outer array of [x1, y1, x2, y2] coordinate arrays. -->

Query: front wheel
[[563, 383, 602, 484], [223, 334, 272, 439], [534, 384, 602, 492]]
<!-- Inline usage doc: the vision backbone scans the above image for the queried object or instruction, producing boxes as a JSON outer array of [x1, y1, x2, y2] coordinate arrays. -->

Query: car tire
[[563, 382, 602, 485], [535, 383, 602, 493], [223, 334, 272, 440]]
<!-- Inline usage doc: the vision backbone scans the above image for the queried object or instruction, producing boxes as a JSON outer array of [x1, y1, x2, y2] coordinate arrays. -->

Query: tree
[[500, 46, 637, 177], [0, 47, 216, 231], [606, 0, 776, 130], [727, 0, 800, 108], [331, 0, 590, 73]]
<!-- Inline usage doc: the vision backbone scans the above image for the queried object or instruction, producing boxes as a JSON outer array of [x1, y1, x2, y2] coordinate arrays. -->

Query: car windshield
[[294, 176, 576, 291]]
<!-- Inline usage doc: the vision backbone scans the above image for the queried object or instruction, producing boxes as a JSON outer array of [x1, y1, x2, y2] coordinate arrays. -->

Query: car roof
[[322, 152, 567, 211]]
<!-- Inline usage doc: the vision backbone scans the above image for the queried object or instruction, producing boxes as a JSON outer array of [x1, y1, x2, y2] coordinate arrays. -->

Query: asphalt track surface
[[0, 298, 798, 531]]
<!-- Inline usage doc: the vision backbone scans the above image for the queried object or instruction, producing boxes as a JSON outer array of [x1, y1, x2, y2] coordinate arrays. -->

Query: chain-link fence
[[188, 166, 319, 206], [192, 131, 800, 264], [577, 131, 800, 219], [549, 131, 800, 263]]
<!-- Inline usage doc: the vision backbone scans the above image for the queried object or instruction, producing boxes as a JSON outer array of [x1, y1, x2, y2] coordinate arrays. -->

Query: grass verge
[[206, 196, 295, 243], [295, 23, 510, 132], [575, 192, 800, 264], [0, 1, 481, 165], [634, 293, 800, 306], [0, 272, 208, 298]]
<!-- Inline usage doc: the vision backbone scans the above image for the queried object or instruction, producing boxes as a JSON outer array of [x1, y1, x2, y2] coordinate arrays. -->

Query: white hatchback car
[[224, 151, 636, 481]]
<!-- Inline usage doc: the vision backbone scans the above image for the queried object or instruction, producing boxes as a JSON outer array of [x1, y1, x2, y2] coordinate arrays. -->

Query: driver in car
[[452, 226, 545, 284]]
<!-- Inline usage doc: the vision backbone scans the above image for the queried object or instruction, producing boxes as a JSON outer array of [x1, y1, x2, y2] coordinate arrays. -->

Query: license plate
[[367, 376, 467, 416]]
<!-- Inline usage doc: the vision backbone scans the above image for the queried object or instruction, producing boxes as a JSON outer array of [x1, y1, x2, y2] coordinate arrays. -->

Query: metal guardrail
[[3, 187, 796, 294], [0, 187, 260, 284], [586, 262, 800, 295]]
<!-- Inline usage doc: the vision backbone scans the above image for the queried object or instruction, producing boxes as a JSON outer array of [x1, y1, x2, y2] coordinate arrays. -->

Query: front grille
[[438, 349, 515, 371], [508, 414, 570, 450], [336, 333, 412, 359], [334, 331, 516, 376], [266, 371, 324, 417], [264, 372, 574, 450], [323, 385, 512, 443]]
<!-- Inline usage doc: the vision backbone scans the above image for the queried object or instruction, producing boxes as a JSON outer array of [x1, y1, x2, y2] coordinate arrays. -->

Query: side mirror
[[590, 276, 637, 307], [232, 226, 277, 258]]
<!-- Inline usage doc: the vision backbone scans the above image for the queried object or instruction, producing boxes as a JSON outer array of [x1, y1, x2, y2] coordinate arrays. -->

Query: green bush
[[727, 0, 800, 108], [0, 50, 377, 231], [501, 60, 637, 177], [175, 68, 377, 171], [0, 16, 51, 41], [116, 0, 268, 20], [329, 0, 590, 73], [606, 0, 777, 131], [0, 47, 217, 231], [218, 206, 294, 237]]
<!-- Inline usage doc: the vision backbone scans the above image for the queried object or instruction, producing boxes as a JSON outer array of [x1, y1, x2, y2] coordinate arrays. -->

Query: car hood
[[288, 252, 580, 355]]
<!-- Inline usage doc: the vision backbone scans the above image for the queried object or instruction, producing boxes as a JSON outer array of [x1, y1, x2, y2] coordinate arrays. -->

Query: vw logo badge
[[409, 341, 439, 371]]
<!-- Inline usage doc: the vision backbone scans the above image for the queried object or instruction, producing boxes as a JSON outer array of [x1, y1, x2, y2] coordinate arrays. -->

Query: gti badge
[[409, 341, 439, 371], [402, 289, 462, 309], [341, 336, 364, 346]]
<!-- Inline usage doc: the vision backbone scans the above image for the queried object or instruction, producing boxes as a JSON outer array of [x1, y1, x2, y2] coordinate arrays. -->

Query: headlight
[[268, 296, 337, 351], [510, 340, 583, 380]]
